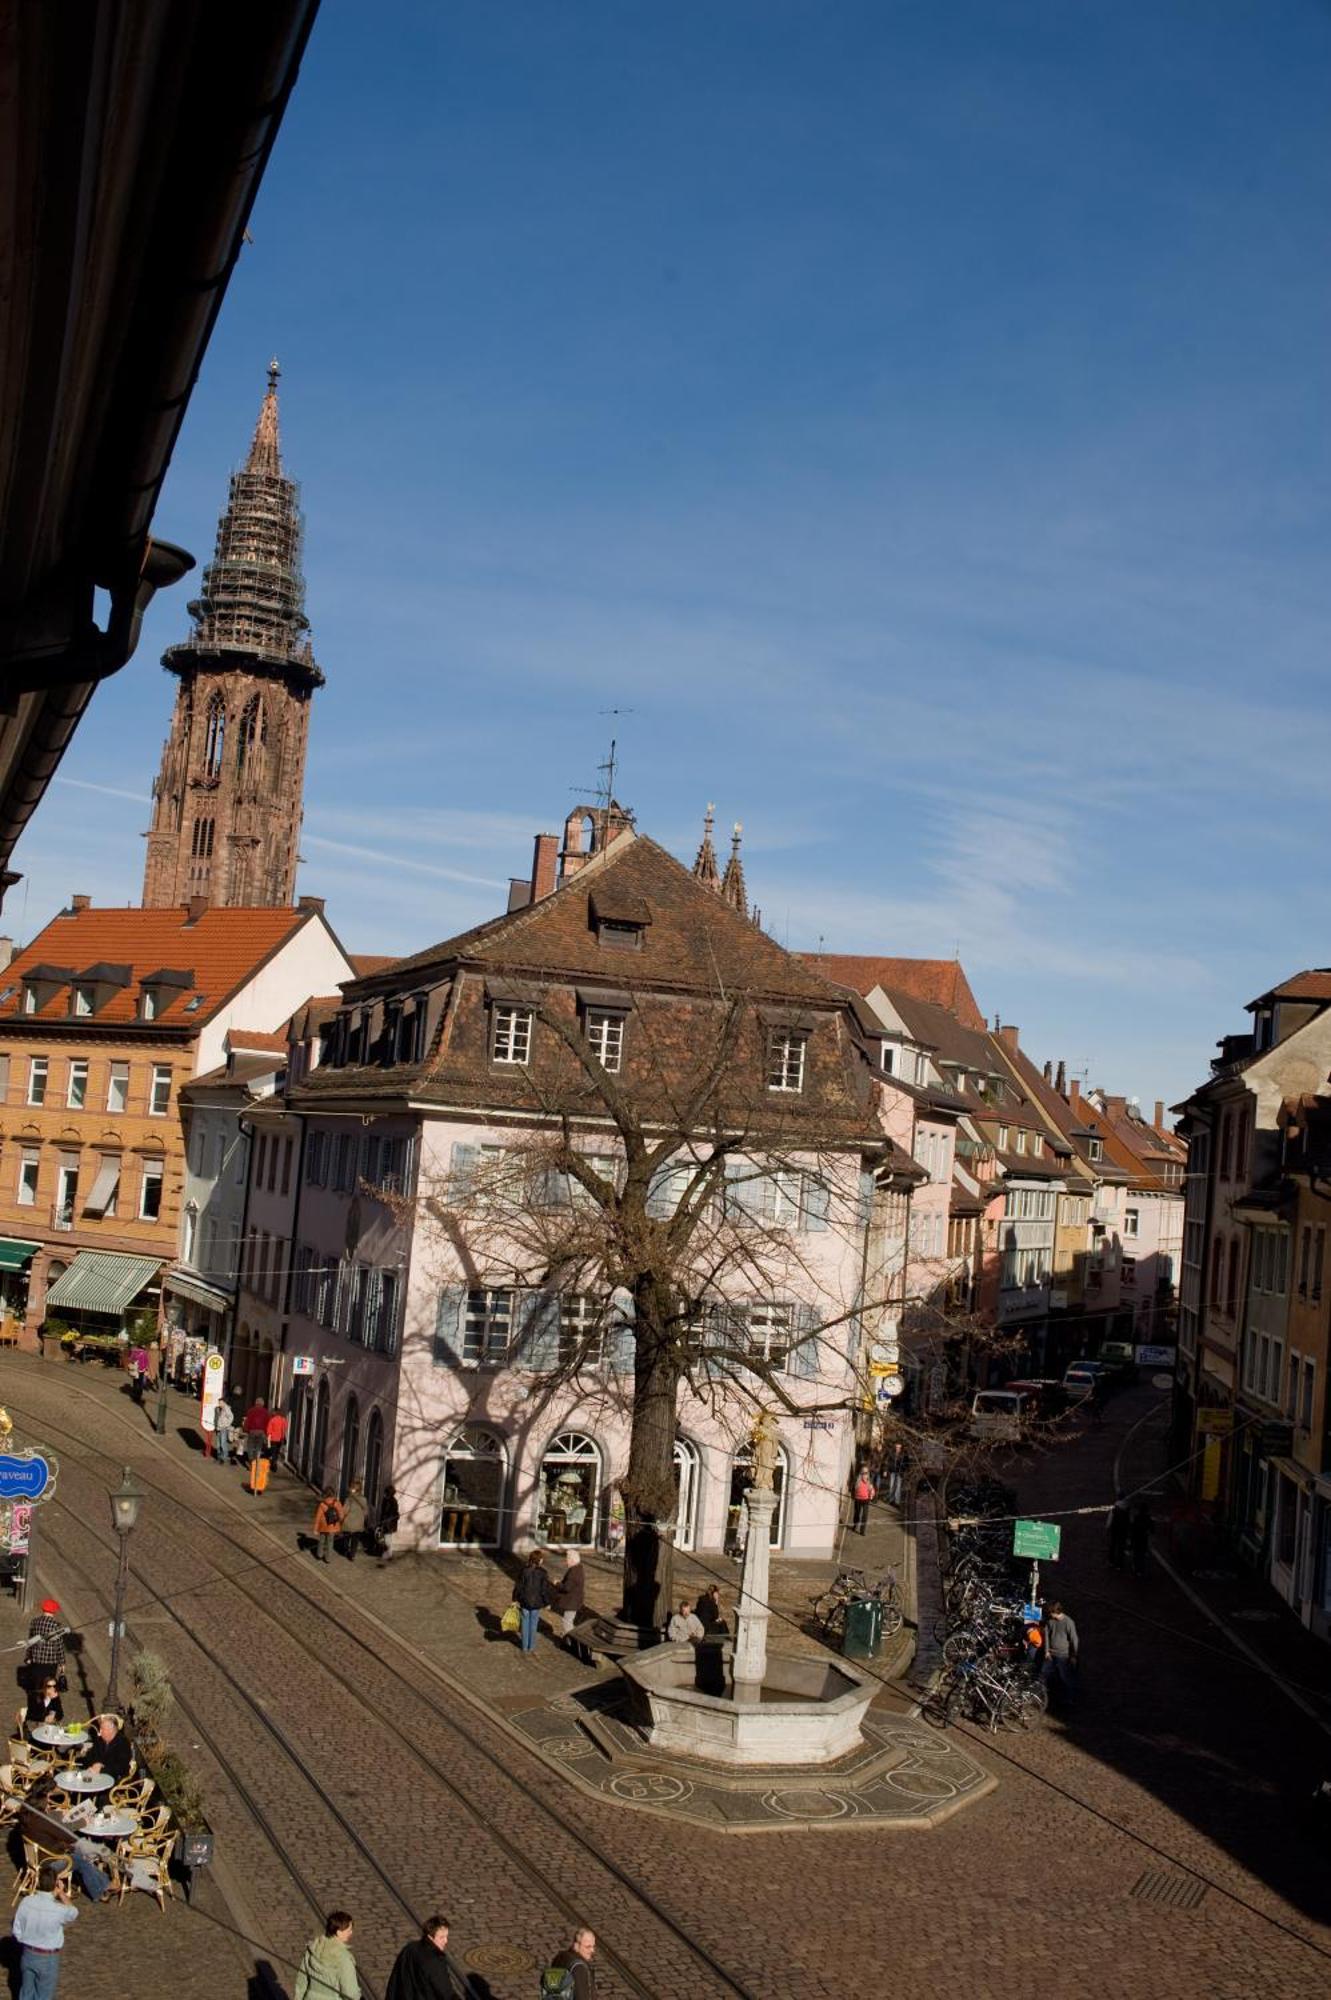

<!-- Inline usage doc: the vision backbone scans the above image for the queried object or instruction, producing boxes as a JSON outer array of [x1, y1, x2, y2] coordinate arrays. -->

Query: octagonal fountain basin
[[618, 1643, 875, 1768]]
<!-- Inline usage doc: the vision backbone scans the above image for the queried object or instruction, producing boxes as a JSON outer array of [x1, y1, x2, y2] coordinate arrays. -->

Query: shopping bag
[[501, 1603, 521, 1635]]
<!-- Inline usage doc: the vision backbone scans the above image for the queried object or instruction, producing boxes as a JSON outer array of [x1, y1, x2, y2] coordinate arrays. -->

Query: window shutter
[[802, 1178, 831, 1232], [724, 1158, 763, 1219], [790, 1303, 820, 1378], [858, 1167, 876, 1229], [608, 1288, 636, 1374], [432, 1286, 466, 1366], [518, 1289, 561, 1371]]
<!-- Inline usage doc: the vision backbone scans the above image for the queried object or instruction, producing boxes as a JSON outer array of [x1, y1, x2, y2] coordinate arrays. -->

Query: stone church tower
[[142, 362, 323, 909]]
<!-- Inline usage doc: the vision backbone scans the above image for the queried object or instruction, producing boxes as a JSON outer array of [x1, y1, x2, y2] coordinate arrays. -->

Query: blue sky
[[19, 1, 1331, 1107]]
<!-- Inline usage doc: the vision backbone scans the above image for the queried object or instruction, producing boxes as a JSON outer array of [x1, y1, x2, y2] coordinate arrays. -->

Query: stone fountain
[[618, 1412, 876, 1767]]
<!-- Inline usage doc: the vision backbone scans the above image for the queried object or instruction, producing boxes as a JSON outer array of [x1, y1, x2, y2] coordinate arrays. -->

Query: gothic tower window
[[190, 817, 215, 861], [236, 695, 266, 777], [203, 696, 226, 779]]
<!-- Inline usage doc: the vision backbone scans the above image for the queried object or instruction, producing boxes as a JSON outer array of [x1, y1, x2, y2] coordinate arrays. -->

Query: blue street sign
[[0, 1453, 54, 1502], [1022, 1603, 1042, 1623]]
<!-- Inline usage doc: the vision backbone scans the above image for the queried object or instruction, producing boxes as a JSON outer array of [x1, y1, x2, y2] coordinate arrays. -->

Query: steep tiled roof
[[0, 907, 311, 1029], [349, 953, 396, 979], [1251, 969, 1331, 1006], [225, 1028, 288, 1053], [800, 954, 986, 1032]]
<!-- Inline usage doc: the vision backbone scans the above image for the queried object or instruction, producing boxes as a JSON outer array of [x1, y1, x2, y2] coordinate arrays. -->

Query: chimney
[[1154, 1099, 1165, 1129], [183, 895, 208, 925], [530, 833, 559, 904], [997, 1023, 1019, 1053], [297, 894, 326, 915], [1054, 1059, 1067, 1095], [1042, 1060, 1052, 1084], [70, 893, 91, 913], [1069, 1079, 1082, 1111]]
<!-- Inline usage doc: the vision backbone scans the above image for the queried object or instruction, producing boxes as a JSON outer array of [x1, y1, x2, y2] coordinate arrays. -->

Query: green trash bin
[[842, 1594, 883, 1660]]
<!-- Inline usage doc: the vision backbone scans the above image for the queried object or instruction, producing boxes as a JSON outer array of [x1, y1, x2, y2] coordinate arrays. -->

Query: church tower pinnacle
[[142, 361, 323, 909]]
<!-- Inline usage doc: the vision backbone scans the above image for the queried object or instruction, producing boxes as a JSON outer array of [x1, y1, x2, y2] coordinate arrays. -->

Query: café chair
[[131, 1805, 172, 1842], [118, 1839, 174, 1912], [12, 1839, 68, 1904], [111, 1776, 154, 1812]]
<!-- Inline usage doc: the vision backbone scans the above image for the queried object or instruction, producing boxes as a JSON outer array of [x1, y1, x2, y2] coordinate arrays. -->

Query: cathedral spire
[[692, 803, 720, 889], [245, 357, 283, 477], [720, 821, 748, 917], [142, 361, 322, 911]]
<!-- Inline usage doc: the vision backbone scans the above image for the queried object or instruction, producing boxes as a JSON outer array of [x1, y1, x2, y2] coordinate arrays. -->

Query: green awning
[[165, 1268, 233, 1314], [45, 1251, 162, 1318], [0, 1240, 39, 1272]]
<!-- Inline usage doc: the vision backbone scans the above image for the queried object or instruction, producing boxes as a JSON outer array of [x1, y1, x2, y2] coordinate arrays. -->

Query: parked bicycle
[[812, 1565, 903, 1644]]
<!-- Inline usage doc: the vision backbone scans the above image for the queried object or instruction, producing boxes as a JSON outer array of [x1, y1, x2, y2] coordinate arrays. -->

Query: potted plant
[[153, 1749, 214, 1888]]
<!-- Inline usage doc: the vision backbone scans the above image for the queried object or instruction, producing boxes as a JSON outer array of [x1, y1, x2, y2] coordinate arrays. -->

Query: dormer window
[[492, 1004, 533, 1066], [22, 987, 35, 1015], [1014, 1128, 1026, 1155], [1088, 1137, 1103, 1163], [588, 889, 651, 951], [73, 986, 93, 1017], [767, 1030, 806, 1094], [141, 988, 158, 1021]]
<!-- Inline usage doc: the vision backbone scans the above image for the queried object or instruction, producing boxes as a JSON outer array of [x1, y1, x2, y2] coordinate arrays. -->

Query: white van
[[968, 1388, 1025, 1444]]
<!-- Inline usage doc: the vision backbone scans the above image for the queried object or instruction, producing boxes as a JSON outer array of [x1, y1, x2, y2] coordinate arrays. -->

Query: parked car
[[1004, 1377, 1070, 1420], [968, 1389, 1026, 1443], [1062, 1359, 1109, 1400], [1097, 1340, 1138, 1383]]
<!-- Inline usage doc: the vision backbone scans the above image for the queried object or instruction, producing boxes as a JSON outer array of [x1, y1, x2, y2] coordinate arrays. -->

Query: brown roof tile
[[799, 954, 986, 1032], [0, 906, 310, 1030]]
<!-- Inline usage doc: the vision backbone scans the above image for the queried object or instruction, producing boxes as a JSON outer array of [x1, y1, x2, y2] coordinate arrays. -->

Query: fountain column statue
[[732, 1411, 779, 1703]]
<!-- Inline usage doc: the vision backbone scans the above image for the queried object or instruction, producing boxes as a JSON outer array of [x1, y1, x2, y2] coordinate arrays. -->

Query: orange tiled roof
[[799, 954, 986, 1032], [348, 953, 396, 978], [0, 906, 310, 1030], [224, 1027, 288, 1053]]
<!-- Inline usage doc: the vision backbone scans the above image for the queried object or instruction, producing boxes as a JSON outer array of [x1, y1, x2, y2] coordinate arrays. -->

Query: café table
[[58, 1770, 115, 1795], [31, 1724, 91, 1751], [64, 1808, 138, 1841]]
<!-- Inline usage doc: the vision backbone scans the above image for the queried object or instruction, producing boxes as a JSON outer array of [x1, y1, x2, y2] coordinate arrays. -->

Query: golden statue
[[750, 1408, 779, 1490], [0, 1408, 13, 1442]]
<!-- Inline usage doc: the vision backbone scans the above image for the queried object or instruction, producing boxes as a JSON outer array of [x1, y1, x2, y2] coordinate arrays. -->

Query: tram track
[[4, 1379, 754, 2000]]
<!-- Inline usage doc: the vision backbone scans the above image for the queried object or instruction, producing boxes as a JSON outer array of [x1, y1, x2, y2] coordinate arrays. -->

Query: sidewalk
[[1125, 1417, 1331, 1738]]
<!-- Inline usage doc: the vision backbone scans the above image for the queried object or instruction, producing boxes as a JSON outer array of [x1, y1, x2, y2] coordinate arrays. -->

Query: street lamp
[[106, 1465, 144, 1708]]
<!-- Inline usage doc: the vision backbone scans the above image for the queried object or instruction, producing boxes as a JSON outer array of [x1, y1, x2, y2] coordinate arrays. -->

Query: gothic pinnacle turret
[[721, 822, 748, 917], [142, 363, 322, 910], [692, 803, 721, 889]]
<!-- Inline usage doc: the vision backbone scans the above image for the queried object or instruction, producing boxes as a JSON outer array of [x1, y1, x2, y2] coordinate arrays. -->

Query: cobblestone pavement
[[2, 1355, 1329, 2000]]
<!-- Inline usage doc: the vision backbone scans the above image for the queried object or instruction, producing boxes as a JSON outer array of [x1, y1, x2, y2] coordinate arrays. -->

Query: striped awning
[[165, 1268, 233, 1314], [45, 1251, 162, 1318], [0, 1240, 39, 1272]]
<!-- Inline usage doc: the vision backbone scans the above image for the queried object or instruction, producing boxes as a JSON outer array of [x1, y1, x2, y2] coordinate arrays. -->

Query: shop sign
[[1135, 1344, 1175, 1366], [0, 1452, 55, 1502], [291, 1356, 315, 1376], [1196, 1409, 1233, 1437]]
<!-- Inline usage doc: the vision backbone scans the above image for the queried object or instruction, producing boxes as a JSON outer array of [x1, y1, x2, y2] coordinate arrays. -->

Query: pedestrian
[[11, 1859, 77, 1999], [21, 1601, 66, 1694], [512, 1548, 552, 1653], [694, 1587, 728, 1695], [242, 1398, 269, 1493], [257, 1405, 288, 1494], [551, 1548, 587, 1654], [667, 1597, 704, 1644], [339, 1480, 367, 1560], [213, 1395, 234, 1466], [129, 1348, 148, 1405], [313, 1489, 343, 1564], [375, 1483, 400, 1564], [1043, 1599, 1079, 1705], [386, 1914, 468, 1999], [1106, 1494, 1129, 1569], [294, 1911, 360, 2000], [1128, 1501, 1153, 1578], [851, 1463, 876, 1535], [542, 1927, 597, 2000], [695, 1583, 726, 1635]]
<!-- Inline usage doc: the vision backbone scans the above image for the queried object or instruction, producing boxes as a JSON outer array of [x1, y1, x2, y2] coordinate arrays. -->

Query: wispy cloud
[[301, 833, 506, 889], [52, 777, 151, 805]]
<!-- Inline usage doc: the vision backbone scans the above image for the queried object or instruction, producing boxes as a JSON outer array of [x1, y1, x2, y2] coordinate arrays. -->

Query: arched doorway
[[311, 1377, 331, 1488], [673, 1437, 700, 1552], [339, 1394, 361, 1498], [364, 1409, 384, 1514], [727, 1439, 790, 1551], [439, 1426, 507, 1548], [537, 1431, 601, 1546]]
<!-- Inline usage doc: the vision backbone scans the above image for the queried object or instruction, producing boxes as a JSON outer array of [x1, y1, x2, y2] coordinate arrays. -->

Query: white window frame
[[106, 1062, 129, 1113], [585, 1009, 624, 1073], [27, 1056, 48, 1106], [139, 1161, 164, 1222], [492, 1005, 533, 1066], [739, 1300, 795, 1365], [559, 1292, 607, 1368], [22, 986, 36, 1015], [17, 1150, 39, 1207], [766, 1031, 806, 1094], [140, 988, 157, 1022], [462, 1286, 514, 1365], [149, 1064, 172, 1117], [1124, 1207, 1139, 1239], [66, 1059, 88, 1110]]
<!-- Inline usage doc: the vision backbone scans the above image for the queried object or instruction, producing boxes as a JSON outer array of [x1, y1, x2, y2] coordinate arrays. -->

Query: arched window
[[727, 1438, 790, 1550], [440, 1426, 507, 1548], [203, 696, 226, 778], [673, 1436, 700, 1552], [311, 1376, 331, 1486], [236, 695, 265, 776], [339, 1394, 361, 1498], [537, 1431, 601, 1546], [363, 1408, 385, 1513]]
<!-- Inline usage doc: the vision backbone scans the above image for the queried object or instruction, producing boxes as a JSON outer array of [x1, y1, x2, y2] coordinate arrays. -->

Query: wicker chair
[[110, 1775, 154, 1812], [117, 1840, 173, 1912], [12, 1838, 69, 1904], [130, 1804, 172, 1842]]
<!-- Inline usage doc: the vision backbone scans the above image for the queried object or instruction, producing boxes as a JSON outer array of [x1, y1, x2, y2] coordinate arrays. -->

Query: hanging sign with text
[[1012, 1518, 1061, 1561]]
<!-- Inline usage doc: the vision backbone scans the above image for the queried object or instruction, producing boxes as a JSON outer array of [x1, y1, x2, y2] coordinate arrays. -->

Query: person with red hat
[[22, 1601, 66, 1693]]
